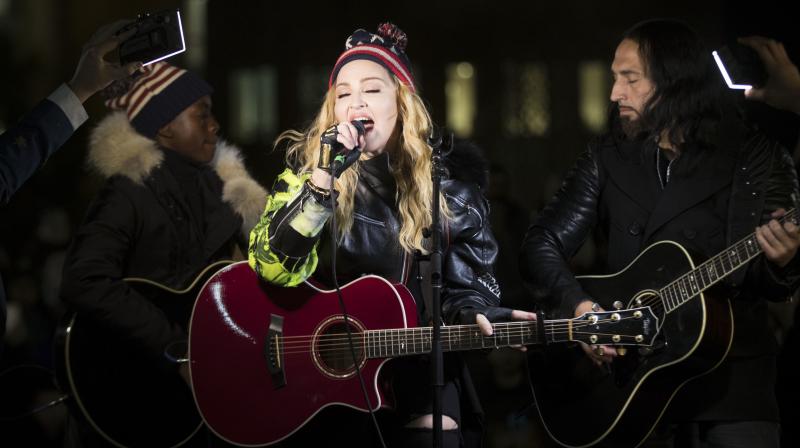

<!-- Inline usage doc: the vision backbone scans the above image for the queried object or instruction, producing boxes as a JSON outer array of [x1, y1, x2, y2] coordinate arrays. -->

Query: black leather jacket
[[251, 146, 504, 325], [520, 129, 800, 421], [521, 131, 800, 320]]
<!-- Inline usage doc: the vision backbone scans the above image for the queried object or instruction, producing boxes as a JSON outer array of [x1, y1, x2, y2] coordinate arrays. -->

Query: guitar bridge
[[264, 314, 286, 388]]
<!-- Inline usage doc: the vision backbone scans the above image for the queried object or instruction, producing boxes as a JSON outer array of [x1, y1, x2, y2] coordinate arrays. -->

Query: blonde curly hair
[[276, 79, 449, 254]]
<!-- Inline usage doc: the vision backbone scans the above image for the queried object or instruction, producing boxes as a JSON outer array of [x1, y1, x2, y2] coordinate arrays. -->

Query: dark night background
[[0, 0, 797, 446]]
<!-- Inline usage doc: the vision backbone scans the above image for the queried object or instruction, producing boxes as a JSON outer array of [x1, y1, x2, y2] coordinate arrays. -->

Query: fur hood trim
[[212, 142, 268, 233], [445, 138, 490, 190], [88, 111, 162, 184], [88, 111, 267, 234]]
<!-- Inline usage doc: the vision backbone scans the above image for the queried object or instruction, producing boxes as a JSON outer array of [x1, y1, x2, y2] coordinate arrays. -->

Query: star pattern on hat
[[330, 23, 415, 91]]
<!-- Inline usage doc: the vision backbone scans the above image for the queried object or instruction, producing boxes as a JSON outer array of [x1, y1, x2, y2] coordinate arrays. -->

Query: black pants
[[271, 356, 470, 448]]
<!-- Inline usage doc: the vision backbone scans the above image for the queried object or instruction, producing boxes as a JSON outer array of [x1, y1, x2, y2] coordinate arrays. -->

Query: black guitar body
[[53, 261, 231, 448], [529, 241, 734, 447]]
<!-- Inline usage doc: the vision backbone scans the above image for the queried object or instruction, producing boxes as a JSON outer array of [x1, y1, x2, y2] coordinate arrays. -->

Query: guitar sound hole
[[314, 319, 365, 378]]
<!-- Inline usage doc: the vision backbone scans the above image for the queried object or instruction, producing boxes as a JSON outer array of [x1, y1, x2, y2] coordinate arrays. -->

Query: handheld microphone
[[332, 120, 366, 172], [350, 119, 367, 139], [322, 120, 367, 149]]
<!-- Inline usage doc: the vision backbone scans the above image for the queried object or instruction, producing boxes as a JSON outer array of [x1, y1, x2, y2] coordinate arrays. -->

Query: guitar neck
[[364, 319, 582, 358], [660, 208, 797, 314]]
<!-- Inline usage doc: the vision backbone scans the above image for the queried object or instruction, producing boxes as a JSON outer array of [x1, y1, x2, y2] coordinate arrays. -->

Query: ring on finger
[[594, 346, 604, 356]]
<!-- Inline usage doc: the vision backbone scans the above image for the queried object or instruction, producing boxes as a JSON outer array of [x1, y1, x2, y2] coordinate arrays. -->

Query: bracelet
[[305, 179, 331, 197], [304, 179, 338, 208]]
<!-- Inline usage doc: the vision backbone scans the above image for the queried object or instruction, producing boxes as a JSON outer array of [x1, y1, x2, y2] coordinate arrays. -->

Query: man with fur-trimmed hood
[[58, 61, 266, 447]]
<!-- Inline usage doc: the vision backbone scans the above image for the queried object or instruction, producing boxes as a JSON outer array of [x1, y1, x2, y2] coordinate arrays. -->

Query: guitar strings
[[275, 316, 639, 346], [274, 318, 617, 345], [276, 331, 649, 361], [273, 316, 645, 356], [652, 208, 796, 315], [274, 314, 641, 342]]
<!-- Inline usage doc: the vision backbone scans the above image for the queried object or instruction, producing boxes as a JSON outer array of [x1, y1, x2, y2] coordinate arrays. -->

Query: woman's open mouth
[[352, 117, 375, 133]]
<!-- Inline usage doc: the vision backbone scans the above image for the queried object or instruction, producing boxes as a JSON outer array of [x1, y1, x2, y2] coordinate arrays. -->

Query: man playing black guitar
[[57, 61, 266, 447], [521, 19, 800, 448]]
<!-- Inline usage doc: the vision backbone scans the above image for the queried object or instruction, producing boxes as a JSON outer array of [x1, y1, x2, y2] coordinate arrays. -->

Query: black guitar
[[528, 209, 797, 448], [53, 260, 232, 448]]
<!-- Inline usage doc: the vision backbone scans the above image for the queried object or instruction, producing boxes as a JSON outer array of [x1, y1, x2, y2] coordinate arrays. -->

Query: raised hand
[[738, 36, 800, 115], [68, 20, 143, 103]]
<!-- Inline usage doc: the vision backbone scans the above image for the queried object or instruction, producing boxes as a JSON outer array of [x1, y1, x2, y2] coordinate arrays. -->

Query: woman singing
[[248, 23, 534, 447]]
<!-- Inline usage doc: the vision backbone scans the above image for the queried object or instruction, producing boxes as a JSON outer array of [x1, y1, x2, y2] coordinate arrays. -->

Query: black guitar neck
[[658, 208, 797, 314]]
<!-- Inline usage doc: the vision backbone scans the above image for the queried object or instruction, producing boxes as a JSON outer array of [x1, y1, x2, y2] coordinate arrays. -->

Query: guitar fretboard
[[364, 321, 544, 358], [660, 208, 797, 314]]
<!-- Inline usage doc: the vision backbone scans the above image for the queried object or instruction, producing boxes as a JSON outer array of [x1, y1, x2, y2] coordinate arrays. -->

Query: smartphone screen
[[142, 10, 186, 66], [712, 43, 766, 90], [713, 50, 751, 90], [118, 10, 186, 66]]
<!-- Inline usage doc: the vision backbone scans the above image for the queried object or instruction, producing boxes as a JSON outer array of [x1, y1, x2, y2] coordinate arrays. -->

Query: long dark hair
[[611, 19, 726, 152]]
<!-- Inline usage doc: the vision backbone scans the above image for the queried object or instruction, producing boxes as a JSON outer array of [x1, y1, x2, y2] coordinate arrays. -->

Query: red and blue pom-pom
[[377, 22, 408, 51]]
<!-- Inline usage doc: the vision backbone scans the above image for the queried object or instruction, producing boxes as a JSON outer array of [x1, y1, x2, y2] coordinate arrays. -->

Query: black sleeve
[[440, 182, 510, 325], [60, 180, 183, 371], [741, 146, 800, 301], [0, 99, 74, 204], [520, 148, 601, 317]]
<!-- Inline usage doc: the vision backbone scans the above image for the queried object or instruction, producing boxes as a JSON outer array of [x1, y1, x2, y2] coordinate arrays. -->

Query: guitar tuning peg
[[613, 301, 623, 310]]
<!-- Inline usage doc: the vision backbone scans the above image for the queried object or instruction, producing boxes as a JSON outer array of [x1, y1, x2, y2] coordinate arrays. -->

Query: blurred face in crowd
[[158, 95, 219, 164], [334, 59, 399, 155]]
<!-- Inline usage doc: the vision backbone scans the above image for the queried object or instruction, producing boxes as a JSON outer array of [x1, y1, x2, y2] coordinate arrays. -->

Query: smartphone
[[117, 9, 186, 66], [712, 42, 766, 90]]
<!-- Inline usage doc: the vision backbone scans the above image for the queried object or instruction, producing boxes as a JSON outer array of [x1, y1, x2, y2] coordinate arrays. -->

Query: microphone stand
[[426, 129, 451, 448]]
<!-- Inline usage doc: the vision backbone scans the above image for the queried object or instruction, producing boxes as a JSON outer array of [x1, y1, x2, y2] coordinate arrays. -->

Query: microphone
[[350, 119, 367, 143], [342, 120, 366, 153], [321, 120, 366, 150], [331, 120, 366, 175]]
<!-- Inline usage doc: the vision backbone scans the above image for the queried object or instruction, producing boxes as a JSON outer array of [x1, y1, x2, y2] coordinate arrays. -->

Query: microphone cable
[[327, 141, 387, 448]]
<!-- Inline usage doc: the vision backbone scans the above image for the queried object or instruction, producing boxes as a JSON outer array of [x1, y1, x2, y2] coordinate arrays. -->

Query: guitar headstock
[[571, 306, 658, 346]]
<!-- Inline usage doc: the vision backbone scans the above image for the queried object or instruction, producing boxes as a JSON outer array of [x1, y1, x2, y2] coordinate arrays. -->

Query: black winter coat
[[60, 112, 266, 371]]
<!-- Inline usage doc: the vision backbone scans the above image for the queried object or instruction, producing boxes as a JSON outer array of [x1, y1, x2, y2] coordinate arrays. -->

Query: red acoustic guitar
[[187, 261, 657, 447]]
